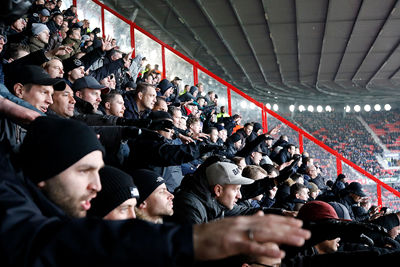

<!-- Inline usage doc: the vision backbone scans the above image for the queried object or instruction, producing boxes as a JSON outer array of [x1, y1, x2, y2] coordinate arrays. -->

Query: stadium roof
[[103, 0, 400, 105]]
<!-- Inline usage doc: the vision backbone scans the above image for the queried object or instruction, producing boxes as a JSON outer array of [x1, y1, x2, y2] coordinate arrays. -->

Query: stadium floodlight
[[249, 103, 256, 110], [354, 105, 361, 112], [240, 100, 247, 109], [299, 105, 305, 112], [344, 105, 351, 112], [219, 97, 227, 106], [384, 104, 391, 111], [289, 105, 295, 112], [317, 105, 323, 112], [307, 105, 314, 112], [364, 104, 371, 112], [325, 105, 332, 112], [273, 104, 279, 111], [266, 103, 271, 109], [374, 104, 381, 111]]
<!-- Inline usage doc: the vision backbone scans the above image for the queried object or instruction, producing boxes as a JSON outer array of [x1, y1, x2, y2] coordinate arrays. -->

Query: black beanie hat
[[88, 166, 139, 218], [131, 169, 165, 204], [229, 133, 241, 143], [19, 117, 105, 183]]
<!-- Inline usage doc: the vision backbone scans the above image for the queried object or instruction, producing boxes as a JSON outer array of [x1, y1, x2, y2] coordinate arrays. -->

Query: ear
[[213, 184, 223, 197], [137, 91, 143, 100], [139, 201, 147, 209], [251, 152, 256, 158], [104, 102, 111, 110], [75, 90, 82, 98], [37, 181, 46, 188], [13, 83, 24, 98]]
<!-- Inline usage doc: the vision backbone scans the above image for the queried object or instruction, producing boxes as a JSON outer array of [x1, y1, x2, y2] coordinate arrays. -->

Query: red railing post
[[162, 46, 166, 79], [299, 133, 304, 154], [73, 0, 77, 7], [130, 24, 135, 57], [377, 184, 382, 207], [193, 63, 198, 86], [227, 87, 232, 116], [336, 158, 342, 175], [101, 7, 105, 39]]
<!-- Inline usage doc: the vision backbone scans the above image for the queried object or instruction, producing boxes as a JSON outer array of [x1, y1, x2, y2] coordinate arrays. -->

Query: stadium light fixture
[[344, 105, 351, 113], [273, 104, 279, 111], [240, 101, 247, 109], [317, 105, 323, 112], [325, 105, 332, 112], [266, 103, 271, 109], [384, 104, 391, 111], [307, 105, 314, 112], [299, 105, 305, 112], [249, 103, 256, 110], [354, 105, 361, 112], [364, 105, 371, 112], [374, 104, 381, 111], [289, 105, 295, 112]]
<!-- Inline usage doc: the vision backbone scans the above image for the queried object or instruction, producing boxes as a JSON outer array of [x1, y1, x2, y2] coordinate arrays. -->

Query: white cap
[[206, 162, 254, 186]]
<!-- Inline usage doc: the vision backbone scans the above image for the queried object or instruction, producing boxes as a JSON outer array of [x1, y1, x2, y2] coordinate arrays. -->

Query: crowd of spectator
[[2, 0, 400, 266], [292, 112, 386, 177], [361, 110, 400, 152]]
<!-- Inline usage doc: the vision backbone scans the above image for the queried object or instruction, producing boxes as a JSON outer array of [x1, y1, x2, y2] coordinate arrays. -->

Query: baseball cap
[[346, 182, 367, 197], [72, 76, 109, 93], [9, 65, 65, 91], [206, 162, 254, 186]]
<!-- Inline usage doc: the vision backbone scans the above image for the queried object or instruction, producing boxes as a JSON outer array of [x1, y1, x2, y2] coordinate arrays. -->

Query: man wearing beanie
[[131, 169, 174, 224], [88, 165, 139, 220], [29, 23, 50, 52], [0, 116, 311, 266], [19, 116, 105, 218]]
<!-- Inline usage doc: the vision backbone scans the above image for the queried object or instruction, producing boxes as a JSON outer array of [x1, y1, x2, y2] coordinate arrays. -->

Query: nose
[[129, 207, 136, 219], [167, 191, 174, 200], [59, 68, 64, 75], [122, 105, 126, 111], [46, 94, 53, 105], [88, 172, 102, 193], [69, 94, 76, 104], [236, 190, 242, 200]]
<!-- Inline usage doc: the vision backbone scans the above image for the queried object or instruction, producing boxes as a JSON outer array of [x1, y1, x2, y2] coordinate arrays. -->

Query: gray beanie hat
[[32, 23, 49, 36]]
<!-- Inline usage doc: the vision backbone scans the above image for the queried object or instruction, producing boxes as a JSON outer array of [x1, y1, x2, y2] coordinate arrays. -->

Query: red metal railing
[[76, 0, 400, 207]]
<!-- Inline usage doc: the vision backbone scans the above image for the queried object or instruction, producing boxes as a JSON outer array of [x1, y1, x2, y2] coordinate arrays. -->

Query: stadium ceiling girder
[[104, 0, 400, 105]]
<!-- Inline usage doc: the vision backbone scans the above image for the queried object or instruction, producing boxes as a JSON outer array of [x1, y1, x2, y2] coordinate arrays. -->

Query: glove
[[116, 118, 152, 128], [303, 219, 388, 247], [199, 144, 222, 154], [121, 127, 142, 140], [275, 156, 301, 185], [149, 119, 174, 132]]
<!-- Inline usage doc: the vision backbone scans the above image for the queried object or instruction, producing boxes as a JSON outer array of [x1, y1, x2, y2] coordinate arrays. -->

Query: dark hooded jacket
[[171, 170, 226, 224]]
